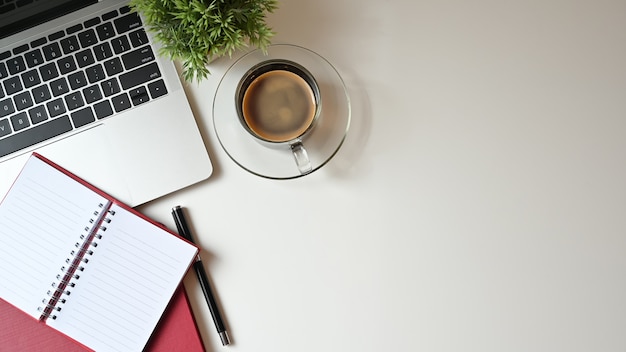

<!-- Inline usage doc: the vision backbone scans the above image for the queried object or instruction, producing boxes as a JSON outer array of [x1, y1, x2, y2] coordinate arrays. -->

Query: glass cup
[[235, 59, 321, 175]]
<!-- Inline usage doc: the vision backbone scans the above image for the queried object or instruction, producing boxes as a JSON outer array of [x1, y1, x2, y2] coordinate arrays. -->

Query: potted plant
[[130, 0, 279, 82]]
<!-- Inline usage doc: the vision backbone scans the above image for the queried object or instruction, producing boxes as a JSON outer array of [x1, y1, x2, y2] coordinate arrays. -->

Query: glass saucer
[[212, 44, 351, 179]]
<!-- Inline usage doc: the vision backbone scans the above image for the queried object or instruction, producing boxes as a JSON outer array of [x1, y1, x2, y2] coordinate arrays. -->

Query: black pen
[[172, 205, 231, 346]]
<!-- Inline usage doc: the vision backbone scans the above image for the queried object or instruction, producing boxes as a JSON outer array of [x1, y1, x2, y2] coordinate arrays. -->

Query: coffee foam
[[242, 70, 316, 142]]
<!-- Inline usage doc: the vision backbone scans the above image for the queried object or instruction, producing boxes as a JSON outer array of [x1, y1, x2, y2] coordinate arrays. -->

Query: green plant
[[130, 0, 278, 82]]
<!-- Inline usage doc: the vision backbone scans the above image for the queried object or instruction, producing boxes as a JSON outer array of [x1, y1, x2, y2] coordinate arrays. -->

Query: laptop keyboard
[[0, 5, 168, 158]]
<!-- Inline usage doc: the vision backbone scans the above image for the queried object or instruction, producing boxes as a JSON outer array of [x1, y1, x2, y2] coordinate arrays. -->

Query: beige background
[[140, 1, 626, 351]]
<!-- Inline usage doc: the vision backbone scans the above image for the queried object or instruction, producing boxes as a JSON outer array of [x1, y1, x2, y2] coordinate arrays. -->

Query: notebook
[[0, 285, 206, 352], [0, 153, 199, 352], [0, 0, 213, 207]]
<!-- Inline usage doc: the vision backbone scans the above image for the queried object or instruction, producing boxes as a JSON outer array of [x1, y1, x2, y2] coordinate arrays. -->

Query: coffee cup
[[235, 59, 321, 174]]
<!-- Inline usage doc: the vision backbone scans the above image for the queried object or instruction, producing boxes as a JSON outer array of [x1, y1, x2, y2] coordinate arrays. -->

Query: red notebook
[[0, 153, 204, 351], [0, 285, 205, 352]]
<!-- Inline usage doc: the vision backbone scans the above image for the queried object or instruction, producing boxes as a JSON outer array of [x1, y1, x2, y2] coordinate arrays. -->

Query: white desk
[[139, 1, 626, 351]]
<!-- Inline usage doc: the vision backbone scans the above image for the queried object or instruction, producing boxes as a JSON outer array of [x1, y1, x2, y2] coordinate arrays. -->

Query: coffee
[[242, 70, 317, 143]]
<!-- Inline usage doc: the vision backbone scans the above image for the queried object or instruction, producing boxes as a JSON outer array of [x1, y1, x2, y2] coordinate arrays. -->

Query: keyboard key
[[111, 92, 131, 112], [85, 64, 105, 83], [12, 44, 29, 55], [39, 62, 59, 81], [0, 118, 11, 138], [3, 76, 23, 95], [57, 56, 77, 75], [94, 100, 113, 119], [21, 69, 41, 88], [119, 62, 161, 90], [13, 91, 33, 111], [70, 107, 95, 128], [6, 56, 26, 75], [101, 10, 118, 21], [101, 78, 121, 97], [24, 49, 44, 68], [48, 31, 65, 41], [50, 77, 70, 97], [104, 57, 123, 76], [93, 42, 113, 61], [42, 42, 62, 61], [64, 92, 85, 110], [129, 86, 149, 106], [10, 112, 29, 131], [68, 71, 88, 90], [111, 36, 131, 54], [0, 115, 73, 158], [84, 17, 101, 28], [148, 79, 167, 99], [96, 22, 116, 41], [30, 37, 48, 48], [0, 98, 16, 117], [114, 12, 142, 34], [75, 49, 95, 68], [46, 98, 66, 117], [28, 105, 48, 124], [83, 85, 102, 104], [78, 29, 98, 48], [121, 45, 154, 70], [66, 24, 83, 35], [60, 36, 80, 54], [32, 85, 52, 103], [128, 29, 149, 47]]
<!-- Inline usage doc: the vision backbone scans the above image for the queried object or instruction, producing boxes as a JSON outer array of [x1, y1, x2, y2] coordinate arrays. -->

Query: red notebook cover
[[0, 285, 205, 352]]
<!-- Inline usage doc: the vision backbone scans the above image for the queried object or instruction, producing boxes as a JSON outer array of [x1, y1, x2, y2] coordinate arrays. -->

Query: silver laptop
[[0, 0, 212, 206]]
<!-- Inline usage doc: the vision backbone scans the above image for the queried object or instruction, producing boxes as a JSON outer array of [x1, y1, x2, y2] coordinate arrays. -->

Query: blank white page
[[0, 156, 108, 319], [47, 202, 197, 352]]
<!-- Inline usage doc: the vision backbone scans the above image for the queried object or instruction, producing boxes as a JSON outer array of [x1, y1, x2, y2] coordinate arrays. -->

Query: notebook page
[[0, 156, 109, 319], [47, 203, 197, 352]]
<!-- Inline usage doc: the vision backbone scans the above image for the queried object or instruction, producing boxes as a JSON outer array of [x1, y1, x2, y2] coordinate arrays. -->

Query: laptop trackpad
[[35, 125, 132, 203]]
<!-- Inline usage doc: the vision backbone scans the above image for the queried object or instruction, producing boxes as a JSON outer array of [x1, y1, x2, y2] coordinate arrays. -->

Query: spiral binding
[[37, 203, 115, 320]]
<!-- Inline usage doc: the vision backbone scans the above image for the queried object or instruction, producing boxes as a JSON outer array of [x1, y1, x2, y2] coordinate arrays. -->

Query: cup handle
[[291, 141, 313, 175]]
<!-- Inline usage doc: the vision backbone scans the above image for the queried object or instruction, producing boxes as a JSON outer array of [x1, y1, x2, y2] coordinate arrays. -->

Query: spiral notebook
[[0, 153, 199, 352], [0, 285, 206, 352]]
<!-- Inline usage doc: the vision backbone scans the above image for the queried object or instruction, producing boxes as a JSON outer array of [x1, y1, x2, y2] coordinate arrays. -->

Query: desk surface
[[139, 1, 626, 351]]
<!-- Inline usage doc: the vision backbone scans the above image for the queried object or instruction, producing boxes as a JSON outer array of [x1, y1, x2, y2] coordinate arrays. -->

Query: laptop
[[0, 0, 213, 206]]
